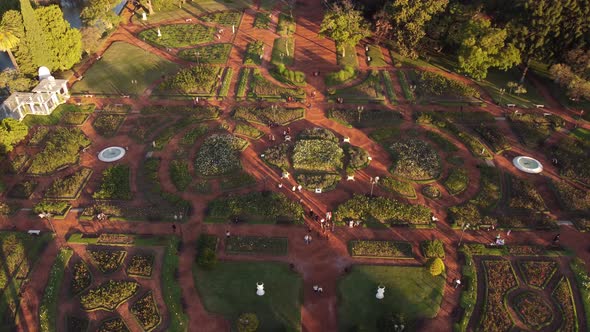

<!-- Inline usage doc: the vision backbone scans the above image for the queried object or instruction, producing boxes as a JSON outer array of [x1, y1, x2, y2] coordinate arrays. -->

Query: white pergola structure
[[0, 77, 69, 121]]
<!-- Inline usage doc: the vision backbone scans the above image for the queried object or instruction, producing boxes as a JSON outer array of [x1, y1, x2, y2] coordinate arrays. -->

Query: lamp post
[[370, 176, 379, 197], [458, 223, 470, 247]]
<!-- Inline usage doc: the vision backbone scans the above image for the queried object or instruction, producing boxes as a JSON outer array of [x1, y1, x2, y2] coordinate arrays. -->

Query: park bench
[[28, 230, 41, 236], [535, 104, 545, 108], [506, 103, 516, 107]]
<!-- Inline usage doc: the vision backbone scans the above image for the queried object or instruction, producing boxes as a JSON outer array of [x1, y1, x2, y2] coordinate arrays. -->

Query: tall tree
[[509, 0, 563, 82], [376, 0, 448, 58], [81, 0, 120, 31], [457, 17, 520, 80], [1, 10, 34, 74], [0, 118, 28, 155], [550, 48, 590, 101], [319, 0, 371, 58], [36, 5, 82, 71], [19, 0, 49, 68], [0, 23, 19, 71]]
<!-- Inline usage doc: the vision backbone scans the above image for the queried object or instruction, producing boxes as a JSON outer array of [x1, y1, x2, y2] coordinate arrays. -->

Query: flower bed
[[93, 165, 131, 200], [348, 240, 413, 258], [474, 123, 510, 153], [552, 277, 578, 332], [28, 127, 90, 175], [45, 167, 92, 199], [292, 140, 343, 172], [160, 65, 221, 95], [138, 24, 215, 48], [422, 185, 441, 199], [66, 316, 89, 332], [29, 127, 49, 145], [345, 145, 370, 172], [518, 260, 558, 288], [178, 43, 232, 64], [71, 261, 92, 295], [421, 239, 445, 259], [97, 317, 129, 332], [225, 236, 288, 256], [236, 68, 251, 98], [219, 172, 256, 191], [390, 139, 441, 181], [295, 173, 341, 191], [329, 71, 386, 103], [249, 69, 305, 101], [512, 292, 553, 330], [131, 291, 161, 331], [425, 130, 458, 152], [33, 200, 71, 218], [8, 180, 38, 199], [508, 176, 546, 211], [200, 10, 242, 26], [181, 125, 208, 146], [80, 280, 139, 311], [234, 122, 263, 139], [207, 191, 304, 225], [233, 106, 305, 126], [469, 166, 501, 211], [480, 260, 518, 332], [244, 41, 264, 65], [169, 160, 191, 191], [126, 253, 154, 277], [97, 234, 134, 245], [88, 250, 126, 274], [550, 136, 590, 186], [61, 111, 90, 126], [443, 168, 469, 195], [416, 71, 479, 99], [551, 180, 590, 212], [262, 143, 290, 170], [92, 114, 125, 137], [380, 176, 417, 199], [335, 194, 431, 226], [195, 134, 247, 176]]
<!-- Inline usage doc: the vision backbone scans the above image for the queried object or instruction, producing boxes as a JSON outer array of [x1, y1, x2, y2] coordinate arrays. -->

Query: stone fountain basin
[[98, 146, 126, 162]]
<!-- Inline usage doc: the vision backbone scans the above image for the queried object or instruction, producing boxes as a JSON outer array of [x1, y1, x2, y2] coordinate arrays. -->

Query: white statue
[[157, 28, 162, 37], [376, 285, 385, 299], [142, 12, 147, 20], [256, 282, 265, 296]]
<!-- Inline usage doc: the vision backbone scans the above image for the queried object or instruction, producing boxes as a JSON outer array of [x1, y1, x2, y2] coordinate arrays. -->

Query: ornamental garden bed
[[512, 291, 554, 330], [195, 134, 248, 176], [474, 123, 510, 153], [157, 65, 224, 97], [93, 164, 132, 200], [479, 259, 519, 331], [389, 139, 441, 182], [33, 200, 72, 219], [80, 280, 139, 311], [443, 168, 469, 195], [244, 41, 264, 65], [409, 70, 480, 103], [8, 179, 38, 199], [219, 172, 257, 191], [233, 122, 263, 139], [550, 135, 590, 187], [178, 43, 233, 64], [97, 317, 129, 332], [550, 180, 590, 213], [518, 260, 558, 289], [131, 291, 161, 331], [506, 175, 546, 212], [88, 249, 127, 274], [328, 71, 386, 103], [379, 176, 417, 199], [233, 105, 305, 126], [326, 108, 403, 128], [248, 69, 305, 101], [126, 253, 155, 278], [27, 127, 90, 175], [71, 261, 92, 295], [93, 114, 126, 137], [225, 236, 288, 256], [44, 167, 92, 200], [138, 24, 215, 48], [200, 10, 243, 26], [338, 265, 444, 331], [348, 240, 413, 259], [295, 173, 341, 192], [507, 112, 564, 148], [206, 191, 304, 225], [553, 277, 578, 332]]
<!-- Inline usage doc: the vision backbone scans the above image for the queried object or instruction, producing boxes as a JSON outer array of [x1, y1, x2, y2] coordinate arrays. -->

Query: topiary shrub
[[237, 313, 259, 332], [421, 239, 445, 259], [427, 257, 445, 276]]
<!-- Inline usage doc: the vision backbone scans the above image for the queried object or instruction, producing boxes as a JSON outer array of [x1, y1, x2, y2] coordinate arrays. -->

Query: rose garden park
[[0, 0, 589, 331]]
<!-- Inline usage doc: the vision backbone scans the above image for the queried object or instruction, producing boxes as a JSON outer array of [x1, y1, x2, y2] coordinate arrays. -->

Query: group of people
[[312, 285, 324, 293]]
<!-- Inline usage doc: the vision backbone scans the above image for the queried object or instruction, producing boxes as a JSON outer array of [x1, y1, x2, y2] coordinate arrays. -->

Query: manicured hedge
[[335, 194, 431, 226], [444, 168, 469, 195], [207, 191, 304, 224], [380, 176, 417, 199], [45, 167, 92, 199], [39, 248, 73, 332], [349, 240, 413, 258]]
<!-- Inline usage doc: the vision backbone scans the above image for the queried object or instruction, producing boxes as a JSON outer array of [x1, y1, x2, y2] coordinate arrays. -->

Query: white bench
[[28, 230, 41, 236], [535, 104, 545, 108], [506, 103, 516, 108]]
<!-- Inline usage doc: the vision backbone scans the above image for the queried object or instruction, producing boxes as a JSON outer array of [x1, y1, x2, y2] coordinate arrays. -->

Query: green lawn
[[338, 265, 445, 331], [366, 45, 387, 67], [271, 37, 295, 66], [71, 42, 179, 95], [132, 0, 254, 24], [529, 60, 590, 111], [337, 43, 359, 68], [22, 103, 94, 127], [476, 68, 546, 108], [571, 127, 590, 143], [193, 261, 302, 331], [138, 24, 215, 48]]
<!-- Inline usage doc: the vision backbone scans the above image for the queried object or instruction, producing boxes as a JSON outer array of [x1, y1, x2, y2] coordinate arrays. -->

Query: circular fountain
[[98, 146, 126, 162], [513, 156, 543, 174]]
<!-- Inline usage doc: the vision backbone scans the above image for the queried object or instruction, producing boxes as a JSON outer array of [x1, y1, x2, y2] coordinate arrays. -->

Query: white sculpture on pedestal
[[142, 12, 147, 20], [157, 28, 162, 37], [256, 282, 265, 296], [376, 285, 385, 299]]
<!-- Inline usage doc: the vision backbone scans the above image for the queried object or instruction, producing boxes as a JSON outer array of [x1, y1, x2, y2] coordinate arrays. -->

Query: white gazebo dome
[[38, 66, 51, 81]]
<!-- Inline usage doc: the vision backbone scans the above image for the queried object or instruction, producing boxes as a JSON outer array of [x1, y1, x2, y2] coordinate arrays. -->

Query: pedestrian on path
[[226, 230, 231, 239], [553, 233, 560, 244], [313, 285, 319, 292], [304, 234, 312, 244], [507, 229, 511, 236], [454, 278, 461, 289]]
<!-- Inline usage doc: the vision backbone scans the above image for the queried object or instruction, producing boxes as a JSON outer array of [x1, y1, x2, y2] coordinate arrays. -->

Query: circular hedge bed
[[390, 139, 441, 181], [511, 291, 553, 330], [422, 185, 441, 199]]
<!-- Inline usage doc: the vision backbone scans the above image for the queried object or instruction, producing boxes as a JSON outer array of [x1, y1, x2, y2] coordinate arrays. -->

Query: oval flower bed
[[390, 139, 441, 182]]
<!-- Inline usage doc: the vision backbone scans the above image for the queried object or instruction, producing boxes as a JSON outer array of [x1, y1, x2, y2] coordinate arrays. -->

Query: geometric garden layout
[[0, 0, 589, 332]]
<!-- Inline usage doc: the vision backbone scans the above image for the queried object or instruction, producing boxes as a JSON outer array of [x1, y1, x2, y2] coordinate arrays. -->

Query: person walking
[[553, 233, 560, 244], [454, 278, 462, 289], [226, 230, 231, 239]]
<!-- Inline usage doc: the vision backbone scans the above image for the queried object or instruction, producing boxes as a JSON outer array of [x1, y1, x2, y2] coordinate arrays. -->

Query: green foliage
[[271, 37, 294, 66], [381, 71, 397, 102], [551, 180, 590, 212], [244, 41, 263, 65], [349, 240, 413, 258], [328, 108, 402, 128], [162, 237, 188, 331], [325, 65, 356, 86], [33, 200, 69, 216], [220, 172, 256, 191], [162, 65, 220, 94], [474, 123, 510, 152], [39, 248, 73, 332], [131, 292, 161, 331], [207, 191, 304, 225], [36, 5, 82, 71], [93, 164, 131, 200], [234, 122, 263, 139], [45, 167, 92, 199], [427, 257, 445, 276], [28, 127, 89, 174], [319, 1, 371, 57], [226, 236, 288, 256], [253, 12, 271, 29], [345, 145, 370, 172], [237, 313, 259, 332], [292, 139, 343, 172], [19, 0, 49, 69], [263, 143, 290, 169], [249, 69, 305, 100], [219, 68, 233, 97], [81, 26, 104, 55], [97, 317, 128, 332], [71, 261, 92, 295], [0, 69, 35, 92], [80, 280, 139, 311], [295, 173, 341, 191], [195, 134, 247, 176], [421, 239, 445, 259], [457, 17, 520, 80], [181, 125, 208, 145], [93, 114, 125, 137], [7, 179, 37, 198], [366, 45, 387, 67], [139, 23, 215, 48], [390, 139, 441, 181], [272, 63, 306, 85], [397, 70, 415, 101], [444, 168, 469, 195], [416, 71, 479, 98], [177, 43, 232, 64], [88, 249, 126, 274], [380, 176, 417, 198], [470, 166, 501, 211], [81, 0, 121, 30], [236, 67, 250, 97], [0, 118, 27, 155], [335, 194, 431, 226], [425, 130, 458, 152], [197, 234, 218, 270], [508, 176, 545, 211], [200, 10, 242, 26], [233, 105, 304, 125], [126, 253, 154, 277], [169, 160, 190, 191], [330, 71, 385, 103], [277, 12, 295, 36]]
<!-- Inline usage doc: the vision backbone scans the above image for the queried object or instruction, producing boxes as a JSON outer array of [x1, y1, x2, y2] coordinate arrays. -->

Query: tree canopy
[[550, 48, 590, 101], [81, 0, 121, 31], [36, 5, 82, 71], [457, 17, 520, 80], [0, 22, 20, 70], [0, 118, 28, 155], [319, 0, 371, 57], [19, 0, 49, 69]]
